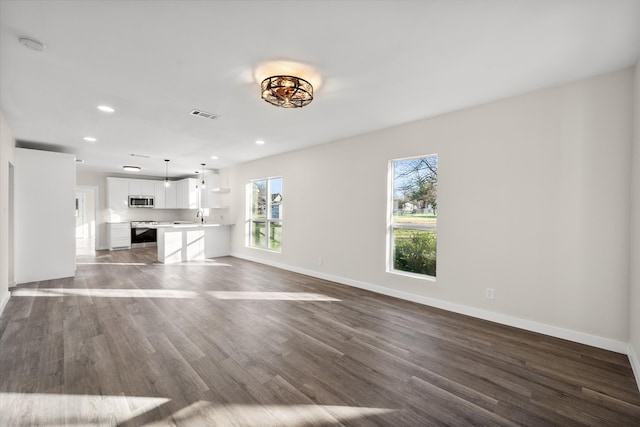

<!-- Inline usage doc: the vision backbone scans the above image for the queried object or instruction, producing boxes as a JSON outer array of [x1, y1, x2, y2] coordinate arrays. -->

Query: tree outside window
[[248, 177, 282, 251], [390, 155, 437, 277]]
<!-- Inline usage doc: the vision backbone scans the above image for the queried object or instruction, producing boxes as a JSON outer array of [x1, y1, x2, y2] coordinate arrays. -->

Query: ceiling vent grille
[[190, 109, 220, 120]]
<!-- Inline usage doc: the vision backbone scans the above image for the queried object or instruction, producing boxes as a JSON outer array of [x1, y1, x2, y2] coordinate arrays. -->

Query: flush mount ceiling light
[[83, 136, 97, 142], [123, 165, 141, 172], [97, 105, 115, 113], [261, 75, 313, 108]]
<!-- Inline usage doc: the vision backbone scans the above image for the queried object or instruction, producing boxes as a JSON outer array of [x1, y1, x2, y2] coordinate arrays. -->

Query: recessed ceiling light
[[255, 140, 265, 145], [83, 136, 97, 142], [210, 155, 219, 160], [18, 37, 46, 52], [75, 159, 84, 164], [97, 105, 115, 113], [122, 165, 141, 172]]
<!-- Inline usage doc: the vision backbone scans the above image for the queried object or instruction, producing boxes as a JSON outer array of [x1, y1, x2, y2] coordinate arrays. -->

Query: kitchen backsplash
[[105, 208, 199, 223]]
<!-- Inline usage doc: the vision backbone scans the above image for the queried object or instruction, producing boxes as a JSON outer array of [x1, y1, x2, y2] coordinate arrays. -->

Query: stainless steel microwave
[[128, 196, 154, 208]]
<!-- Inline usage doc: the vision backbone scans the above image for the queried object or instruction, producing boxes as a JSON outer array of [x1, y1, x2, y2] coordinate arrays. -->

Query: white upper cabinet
[[107, 177, 130, 209], [176, 178, 198, 209], [154, 181, 178, 209], [108, 177, 197, 209], [129, 179, 155, 196], [165, 182, 177, 209], [154, 181, 167, 209]]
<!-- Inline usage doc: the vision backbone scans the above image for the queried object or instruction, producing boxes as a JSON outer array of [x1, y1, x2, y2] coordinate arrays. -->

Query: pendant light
[[200, 163, 206, 188], [164, 159, 170, 187]]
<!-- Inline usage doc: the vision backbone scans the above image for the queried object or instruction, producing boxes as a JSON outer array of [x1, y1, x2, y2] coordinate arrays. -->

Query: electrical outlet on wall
[[485, 288, 495, 300]]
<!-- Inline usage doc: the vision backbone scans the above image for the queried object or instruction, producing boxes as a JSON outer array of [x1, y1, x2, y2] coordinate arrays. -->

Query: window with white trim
[[248, 177, 282, 251], [389, 155, 438, 277]]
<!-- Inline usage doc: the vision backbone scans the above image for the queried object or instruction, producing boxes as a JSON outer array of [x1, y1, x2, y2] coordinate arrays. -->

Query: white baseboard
[[0, 291, 10, 317], [231, 252, 628, 354], [628, 343, 640, 392]]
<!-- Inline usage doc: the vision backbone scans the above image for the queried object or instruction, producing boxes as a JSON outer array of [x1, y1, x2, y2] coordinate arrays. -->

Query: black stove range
[[130, 221, 158, 247], [130, 221, 158, 227]]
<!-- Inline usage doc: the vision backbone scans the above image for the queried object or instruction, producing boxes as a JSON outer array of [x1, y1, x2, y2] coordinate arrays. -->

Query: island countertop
[[148, 222, 232, 229]]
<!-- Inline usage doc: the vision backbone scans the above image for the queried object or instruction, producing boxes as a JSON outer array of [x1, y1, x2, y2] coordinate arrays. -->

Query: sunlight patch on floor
[[77, 262, 148, 266], [0, 393, 169, 426], [208, 291, 341, 301], [12, 288, 199, 299], [76, 261, 233, 267], [152, 261, 233, 267], [148, 401, 396, 426], [0, 393, 396, 426]]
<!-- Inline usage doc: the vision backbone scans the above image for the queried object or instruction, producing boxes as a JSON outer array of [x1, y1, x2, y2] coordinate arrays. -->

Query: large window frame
[[388, 154, 438, 279], [247, 176, 282, 252]]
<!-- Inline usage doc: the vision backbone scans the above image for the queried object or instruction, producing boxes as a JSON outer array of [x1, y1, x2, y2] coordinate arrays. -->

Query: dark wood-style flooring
[[0, 246, 639, 426]]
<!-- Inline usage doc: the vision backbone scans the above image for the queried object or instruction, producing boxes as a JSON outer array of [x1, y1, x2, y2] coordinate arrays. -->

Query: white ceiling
[[1, 0, 639, 179]]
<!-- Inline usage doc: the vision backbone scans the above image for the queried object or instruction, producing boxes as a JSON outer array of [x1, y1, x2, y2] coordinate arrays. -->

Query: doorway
[[75, 193, 86, 238], [75, 186, 97, 256]]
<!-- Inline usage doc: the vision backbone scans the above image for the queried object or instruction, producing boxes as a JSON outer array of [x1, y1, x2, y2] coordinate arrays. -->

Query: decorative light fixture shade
[[261, 75, 313, 108]]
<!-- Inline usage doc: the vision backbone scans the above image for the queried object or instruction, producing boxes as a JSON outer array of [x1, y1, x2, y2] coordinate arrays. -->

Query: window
[[248, 177, 282, 251], [389, 155, 438, 277]]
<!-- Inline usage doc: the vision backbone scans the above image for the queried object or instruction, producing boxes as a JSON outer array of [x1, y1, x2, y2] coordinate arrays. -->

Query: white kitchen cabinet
[[129, 179, 155, 196], [176, 178, 198, 209], [107, 177, 130, 209], [165, 182, 177, 208], [109, 177, 182, 209], [154, 181, 178, 209], [157, 224, 230, 263], [107, 222, 131, 250], [154, 181, 167, 209], [202, 174, 230, 208], [128, 179, 142, 196], [204, 225, 230, 257]]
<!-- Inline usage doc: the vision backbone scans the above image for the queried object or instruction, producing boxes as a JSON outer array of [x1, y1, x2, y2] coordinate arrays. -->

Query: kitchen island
[[155, 223, 230, 264]]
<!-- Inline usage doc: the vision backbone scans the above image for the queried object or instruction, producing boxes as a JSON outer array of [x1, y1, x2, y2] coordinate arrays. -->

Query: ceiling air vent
[[190, 109, 220, 120]]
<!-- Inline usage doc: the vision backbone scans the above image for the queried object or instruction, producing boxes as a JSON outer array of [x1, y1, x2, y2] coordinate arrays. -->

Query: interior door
[[75, 193, 86, 239]]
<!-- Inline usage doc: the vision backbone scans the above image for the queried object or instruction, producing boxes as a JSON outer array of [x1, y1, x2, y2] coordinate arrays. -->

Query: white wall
[[0, 111, 15, 314], [226, 68, 634, 352], [630, 61, 640, 384], [76, 171, 200, 249], [15, 148, 76, 283]]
